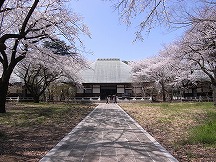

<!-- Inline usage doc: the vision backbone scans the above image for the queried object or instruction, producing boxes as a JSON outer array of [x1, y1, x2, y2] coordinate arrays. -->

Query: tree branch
[[0, 34, 22, 43], [0, 7, 14, 13], [0, 50, 8, 70], [20, 0, 39, 35], [0, 0, 6, 10], [0, 55, 3, 64]]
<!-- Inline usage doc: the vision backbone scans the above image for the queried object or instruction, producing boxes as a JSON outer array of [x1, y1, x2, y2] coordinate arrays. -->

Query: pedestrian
[[114, 95, 117, 103], [106, 96, 110, 104]]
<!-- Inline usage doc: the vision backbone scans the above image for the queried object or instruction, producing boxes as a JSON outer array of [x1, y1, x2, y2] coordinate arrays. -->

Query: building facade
[[76, 58, 135, 100]]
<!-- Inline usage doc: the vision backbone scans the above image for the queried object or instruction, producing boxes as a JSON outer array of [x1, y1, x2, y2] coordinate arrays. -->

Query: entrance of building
[[100, 85, 117, 100]]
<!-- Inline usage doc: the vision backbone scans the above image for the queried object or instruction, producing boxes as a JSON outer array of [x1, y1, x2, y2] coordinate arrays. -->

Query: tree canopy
[[112, 0, 216, 40], [132, 5, 216, 104], [0, 0, 90, 113]]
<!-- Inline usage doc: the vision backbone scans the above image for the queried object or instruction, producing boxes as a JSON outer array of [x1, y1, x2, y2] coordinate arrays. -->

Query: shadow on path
[[40, 103, 178, 162]]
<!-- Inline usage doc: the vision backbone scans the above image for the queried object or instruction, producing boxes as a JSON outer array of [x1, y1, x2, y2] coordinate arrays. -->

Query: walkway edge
[[40, 103, 179, 162], [116, 104, 178, 162], [39, 104, 101, 162]]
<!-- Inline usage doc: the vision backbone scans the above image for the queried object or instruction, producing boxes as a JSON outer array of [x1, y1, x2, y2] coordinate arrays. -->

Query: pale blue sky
[[70, 0, 185, 61]]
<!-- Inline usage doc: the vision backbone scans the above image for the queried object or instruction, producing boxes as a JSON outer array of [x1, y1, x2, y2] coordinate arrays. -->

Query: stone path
[[40, 103, 178, 162]]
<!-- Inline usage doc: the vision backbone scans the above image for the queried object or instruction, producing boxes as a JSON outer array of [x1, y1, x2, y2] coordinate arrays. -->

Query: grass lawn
[[120, 102, 216, 162], [0, 102, 95, 162]]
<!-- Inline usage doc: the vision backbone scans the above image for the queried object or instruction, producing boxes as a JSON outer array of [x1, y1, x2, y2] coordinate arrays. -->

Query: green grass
[[187, 111, 216, 145], [134, 102, 216, 146], [152, 102, 216, 145], [153, 102, 216, 146], [147, 102, 214, 110], [151, 102, 214, 119]]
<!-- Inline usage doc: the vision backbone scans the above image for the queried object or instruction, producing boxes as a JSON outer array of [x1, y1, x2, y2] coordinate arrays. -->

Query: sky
[[70, 0, 185, 62]]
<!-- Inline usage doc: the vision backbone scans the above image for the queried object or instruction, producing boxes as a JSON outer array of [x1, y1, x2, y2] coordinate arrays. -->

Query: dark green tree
[[43, 40, 73, 56]]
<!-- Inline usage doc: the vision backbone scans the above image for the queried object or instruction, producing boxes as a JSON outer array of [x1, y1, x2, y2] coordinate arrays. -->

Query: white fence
[[181, 96, 213, 102], [6, 96, 212, 103], [6, 97, 34, 102], [67, 96, 151, 103]]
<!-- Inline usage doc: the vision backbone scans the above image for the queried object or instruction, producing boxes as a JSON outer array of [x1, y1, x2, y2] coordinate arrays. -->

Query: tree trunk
[[33, 96, 40, 103], [212, 83, 216, 106], [169, 88, 173, 102], [161, 82, 166, 102], [0, 80, 9, 113]]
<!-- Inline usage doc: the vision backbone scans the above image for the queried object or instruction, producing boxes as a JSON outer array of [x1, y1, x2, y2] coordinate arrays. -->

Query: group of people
[[106, 95, 117, 104]]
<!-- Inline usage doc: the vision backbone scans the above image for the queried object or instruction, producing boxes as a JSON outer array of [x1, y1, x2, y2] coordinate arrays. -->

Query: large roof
[[79, 58, 132, 83]]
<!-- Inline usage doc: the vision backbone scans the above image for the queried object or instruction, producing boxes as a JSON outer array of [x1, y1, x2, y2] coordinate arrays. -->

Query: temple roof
[[79, 58, 132, 83]]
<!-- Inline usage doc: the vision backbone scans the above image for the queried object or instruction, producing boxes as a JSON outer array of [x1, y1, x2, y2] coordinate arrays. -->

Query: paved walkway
[[40, 103, 178, 162]]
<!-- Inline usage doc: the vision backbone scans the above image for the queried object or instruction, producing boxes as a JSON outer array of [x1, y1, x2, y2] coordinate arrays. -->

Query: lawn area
[[120, 102, 216, 162], [0, 102, 95, 162]]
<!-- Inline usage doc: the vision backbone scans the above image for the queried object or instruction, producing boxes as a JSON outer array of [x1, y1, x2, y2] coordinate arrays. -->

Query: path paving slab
[[40, 103, 178, 162]]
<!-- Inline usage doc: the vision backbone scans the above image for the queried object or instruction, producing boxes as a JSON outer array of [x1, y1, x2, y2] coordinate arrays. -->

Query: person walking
[[114, 94, 117, 103], [106, 96, 110, 104]]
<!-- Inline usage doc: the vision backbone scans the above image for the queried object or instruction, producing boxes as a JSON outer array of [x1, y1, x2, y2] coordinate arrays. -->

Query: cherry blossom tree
[[0, 0, 90, 113], [132, 40, 213, 102], [111, 0, 215, 40], [173, 8, 216, 105], [159, 43, 211, 100], [130, 3, 215, 104], [15, 38, 87, 103], [132, 55, 178, 101]]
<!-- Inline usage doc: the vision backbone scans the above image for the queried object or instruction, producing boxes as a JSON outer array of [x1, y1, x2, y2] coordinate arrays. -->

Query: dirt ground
[[0, 102, 95, 162]]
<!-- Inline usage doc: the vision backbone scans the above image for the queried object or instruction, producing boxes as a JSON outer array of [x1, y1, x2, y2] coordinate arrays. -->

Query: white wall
[[93, 85, 100, 93], [117, 85, 124, 93]]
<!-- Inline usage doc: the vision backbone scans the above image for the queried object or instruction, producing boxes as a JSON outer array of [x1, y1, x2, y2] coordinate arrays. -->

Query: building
[[182, 81, 213, 101], [76, 58, 135, 100]]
